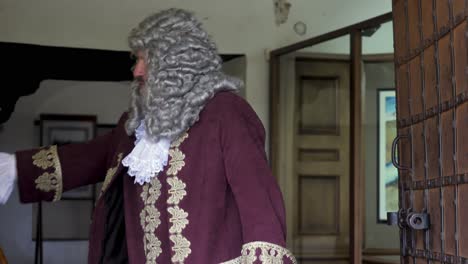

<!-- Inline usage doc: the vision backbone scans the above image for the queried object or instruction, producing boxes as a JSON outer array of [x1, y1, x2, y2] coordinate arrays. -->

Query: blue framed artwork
[[377, 89, 398, 222]]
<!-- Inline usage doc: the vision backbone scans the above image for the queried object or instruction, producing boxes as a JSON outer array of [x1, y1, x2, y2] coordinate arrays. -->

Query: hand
[[0, 152, 17, 204]]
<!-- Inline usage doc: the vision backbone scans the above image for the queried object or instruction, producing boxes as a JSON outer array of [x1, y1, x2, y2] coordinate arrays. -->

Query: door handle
[[391, 134, 411, 170]]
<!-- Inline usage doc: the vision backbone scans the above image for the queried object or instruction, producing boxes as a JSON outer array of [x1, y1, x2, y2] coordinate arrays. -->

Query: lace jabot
[[122, 122, 171, 185]]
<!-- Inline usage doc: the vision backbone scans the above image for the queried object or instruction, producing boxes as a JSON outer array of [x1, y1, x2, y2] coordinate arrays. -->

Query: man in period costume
[[0, 8, 297, 263]]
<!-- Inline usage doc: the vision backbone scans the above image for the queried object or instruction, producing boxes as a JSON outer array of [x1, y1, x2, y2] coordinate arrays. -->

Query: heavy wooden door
[[391, 0, 468, 263]]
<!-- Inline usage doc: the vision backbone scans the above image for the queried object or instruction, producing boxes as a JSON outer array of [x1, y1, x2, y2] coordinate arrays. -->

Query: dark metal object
[[391, 134, 411, 170], [387, 209, 430, 231]]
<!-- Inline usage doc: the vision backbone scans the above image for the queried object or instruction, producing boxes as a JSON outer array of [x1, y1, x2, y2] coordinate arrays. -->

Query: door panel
[[294, 59, 350, 257], [276, 49, 351, 262]]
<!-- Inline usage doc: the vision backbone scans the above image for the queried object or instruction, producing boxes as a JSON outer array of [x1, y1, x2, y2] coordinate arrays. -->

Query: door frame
[[269, 12, 393, 264]]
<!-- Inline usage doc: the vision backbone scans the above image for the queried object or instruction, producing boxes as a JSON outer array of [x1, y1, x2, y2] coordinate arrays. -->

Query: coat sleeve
[[219, 95, 297, 263], [15, 113, 127, 203]]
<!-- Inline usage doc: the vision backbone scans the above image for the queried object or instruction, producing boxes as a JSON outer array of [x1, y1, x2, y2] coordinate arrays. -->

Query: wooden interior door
[[277, 56, 351, 263], [391, 0, 468, 263]]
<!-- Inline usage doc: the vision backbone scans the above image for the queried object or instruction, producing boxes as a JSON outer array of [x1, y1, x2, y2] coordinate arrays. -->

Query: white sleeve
[[0, 153, 17, 204]]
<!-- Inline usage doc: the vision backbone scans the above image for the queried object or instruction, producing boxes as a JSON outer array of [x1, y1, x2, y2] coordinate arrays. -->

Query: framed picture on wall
[[377, 89, 398, 222], [33, 114, 97, 240], [40, 114, 96, 147], [96, 123, 116, 137]]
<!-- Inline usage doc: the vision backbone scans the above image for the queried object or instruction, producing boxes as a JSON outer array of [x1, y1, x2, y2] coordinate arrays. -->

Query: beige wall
[[222, 56, 247, 97], [301, 20, 394, 55]]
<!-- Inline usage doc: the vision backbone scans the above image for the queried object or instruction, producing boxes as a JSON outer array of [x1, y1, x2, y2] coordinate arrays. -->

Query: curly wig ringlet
[[125, 8, 243, 142]]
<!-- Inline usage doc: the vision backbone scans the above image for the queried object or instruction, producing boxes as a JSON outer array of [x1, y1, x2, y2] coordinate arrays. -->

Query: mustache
[[134, 76, 145, 84]]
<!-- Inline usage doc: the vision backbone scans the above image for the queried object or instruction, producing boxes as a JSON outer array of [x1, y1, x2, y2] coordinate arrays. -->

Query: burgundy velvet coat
[[15, 92, 297, 263]]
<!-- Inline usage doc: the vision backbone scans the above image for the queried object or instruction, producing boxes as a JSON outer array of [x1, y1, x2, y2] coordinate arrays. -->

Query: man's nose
[[133, 62, 144, 78]]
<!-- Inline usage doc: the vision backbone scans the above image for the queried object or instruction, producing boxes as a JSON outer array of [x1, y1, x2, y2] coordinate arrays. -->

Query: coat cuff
[[221, 241, 297, 264], [17, 145, 63, 202]]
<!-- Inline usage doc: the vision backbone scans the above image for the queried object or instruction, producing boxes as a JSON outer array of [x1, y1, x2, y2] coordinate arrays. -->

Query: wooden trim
[[350, 29, 363, 264], [34, 119, 116, 128], [297, 255, 350, 261], [296, 52, 394, 62], [271, 12, 392, 57], [298, 148, 340, 162], [39, 113, 96, 122], [296, 53, 350, 62], [96, 123, 117, 129], [269, 55, 279, 174], [293, 252, 350, 260], [362, 256, 400, 264], [363, 248, 400, 255], [362, 53, 394, 62]]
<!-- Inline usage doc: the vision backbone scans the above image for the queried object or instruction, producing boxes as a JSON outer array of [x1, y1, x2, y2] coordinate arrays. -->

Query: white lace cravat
[[122, 122, 171, 185]]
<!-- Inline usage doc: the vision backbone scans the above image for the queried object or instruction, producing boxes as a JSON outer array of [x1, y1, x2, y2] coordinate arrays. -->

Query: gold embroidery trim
[[167, 177, 187, 205], [140, 176, 163, 263], [167, 132, 191, 262], [226, 241, 297, 264], [220, 241, 297, 264], [100, 153, 123, 196], [32, 146, 63, 202], [171, 133, 188, 148]]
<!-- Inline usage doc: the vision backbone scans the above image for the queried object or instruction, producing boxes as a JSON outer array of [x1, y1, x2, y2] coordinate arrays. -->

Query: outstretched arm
[[0, 113, 127, 204], [15, 129, 115, 203]]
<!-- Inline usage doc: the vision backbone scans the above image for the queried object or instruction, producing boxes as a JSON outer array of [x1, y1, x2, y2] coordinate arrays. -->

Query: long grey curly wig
[[125, 8, 243, 142]]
